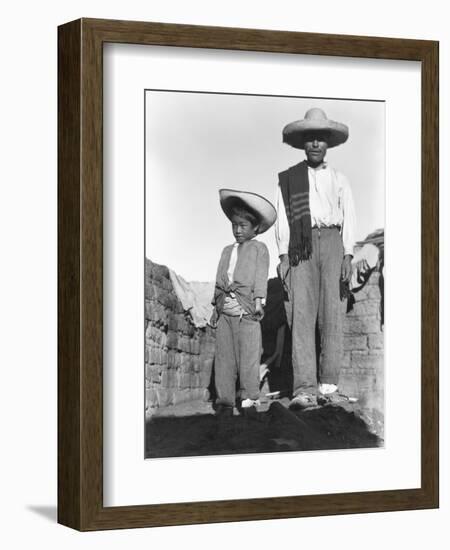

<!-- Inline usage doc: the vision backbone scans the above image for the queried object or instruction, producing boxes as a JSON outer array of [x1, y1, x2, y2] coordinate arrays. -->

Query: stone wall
[[339, 269, 384, 409], [145, 256, 384, 414], [145, 259, 215, 417]]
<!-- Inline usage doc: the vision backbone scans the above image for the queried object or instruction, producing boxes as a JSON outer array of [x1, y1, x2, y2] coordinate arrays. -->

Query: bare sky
[[145, 91, 384, 282]]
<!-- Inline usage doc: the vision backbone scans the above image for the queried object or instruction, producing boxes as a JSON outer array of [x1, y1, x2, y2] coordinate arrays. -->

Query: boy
[[210, 189, 277, 415]]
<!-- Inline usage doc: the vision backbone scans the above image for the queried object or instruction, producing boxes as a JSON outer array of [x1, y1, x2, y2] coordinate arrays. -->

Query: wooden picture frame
[[58, 18, 439, 531]]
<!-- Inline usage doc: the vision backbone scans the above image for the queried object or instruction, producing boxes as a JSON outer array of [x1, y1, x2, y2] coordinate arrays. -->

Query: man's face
[[303, 131, 329, 167]]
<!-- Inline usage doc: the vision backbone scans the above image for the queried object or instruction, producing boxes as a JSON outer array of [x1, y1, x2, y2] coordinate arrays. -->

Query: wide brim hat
[[282, 107, 349, 149], [219, 189, 277, 234]]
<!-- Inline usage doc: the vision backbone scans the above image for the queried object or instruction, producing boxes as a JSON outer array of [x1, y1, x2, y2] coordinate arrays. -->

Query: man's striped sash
[[278, 160, 312, 265]]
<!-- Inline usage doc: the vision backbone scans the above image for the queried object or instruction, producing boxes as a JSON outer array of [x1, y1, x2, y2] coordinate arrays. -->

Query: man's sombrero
[[282, 107, 349, 149], [219, 189, 277, 234]]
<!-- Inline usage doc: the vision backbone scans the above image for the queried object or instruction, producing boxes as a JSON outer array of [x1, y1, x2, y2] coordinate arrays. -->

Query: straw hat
[[219, 189, 277, 234], [282, 107, 349, 149]]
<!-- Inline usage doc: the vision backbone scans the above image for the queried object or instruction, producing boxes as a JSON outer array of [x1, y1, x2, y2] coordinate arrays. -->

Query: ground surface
[[145, 396, 383, 459]]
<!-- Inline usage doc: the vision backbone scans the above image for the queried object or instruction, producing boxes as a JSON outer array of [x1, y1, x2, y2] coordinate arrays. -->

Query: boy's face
[[231, 214, 259, 244]]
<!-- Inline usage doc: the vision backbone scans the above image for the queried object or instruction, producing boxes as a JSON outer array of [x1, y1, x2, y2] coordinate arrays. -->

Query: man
[[275, 107, 356, 408]]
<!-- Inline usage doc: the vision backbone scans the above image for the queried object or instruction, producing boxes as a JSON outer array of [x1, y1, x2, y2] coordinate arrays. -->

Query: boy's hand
[[209, 308, 219, 328], [255, 298, 264, 320]]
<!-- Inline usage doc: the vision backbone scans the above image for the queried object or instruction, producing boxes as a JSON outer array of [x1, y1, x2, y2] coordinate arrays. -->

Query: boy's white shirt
[[227, 242, 240, 284], [222, 242, 245, 316], [225, 239, 266, 309]]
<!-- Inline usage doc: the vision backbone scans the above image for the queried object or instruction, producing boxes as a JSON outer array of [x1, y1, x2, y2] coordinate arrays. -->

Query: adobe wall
[[145, 258, 384, 415], [145, 259, 215, 417], [340, 269, 384, 410]]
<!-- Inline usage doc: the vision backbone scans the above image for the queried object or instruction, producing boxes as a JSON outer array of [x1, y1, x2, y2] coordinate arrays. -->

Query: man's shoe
[[317, 391, 358, 406], [240, 398, 260, 418], [241, 398, 260, 409], [288, 392, 318, 410]]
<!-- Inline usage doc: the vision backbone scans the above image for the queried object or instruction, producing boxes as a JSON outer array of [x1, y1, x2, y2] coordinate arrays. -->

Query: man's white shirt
[[275, 162, 357, 257]]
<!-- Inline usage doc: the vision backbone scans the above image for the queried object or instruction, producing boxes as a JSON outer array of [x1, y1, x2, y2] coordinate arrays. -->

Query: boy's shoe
[[288, 392, 318, 410], [215, 404, 234, 417]]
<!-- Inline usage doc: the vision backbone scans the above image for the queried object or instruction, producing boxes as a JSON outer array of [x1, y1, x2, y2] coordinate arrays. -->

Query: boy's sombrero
[[282, 107, 349, 149], [219, 189, 277, 234]]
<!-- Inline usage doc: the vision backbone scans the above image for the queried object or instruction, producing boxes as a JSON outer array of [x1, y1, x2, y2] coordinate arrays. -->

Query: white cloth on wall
[[169, 269, 214, 328]]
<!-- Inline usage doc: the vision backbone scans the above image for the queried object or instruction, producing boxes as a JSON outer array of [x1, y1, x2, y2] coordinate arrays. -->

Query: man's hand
[[255, 298, 264, 321], [341, 254, 353, 283], [277, 254, 290, 282], [209, 308, 219, 328]]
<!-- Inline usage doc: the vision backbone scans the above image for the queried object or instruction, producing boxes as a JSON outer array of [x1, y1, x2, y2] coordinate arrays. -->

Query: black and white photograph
[[1, 0, 444, 541], [144, 90, 385, 459]]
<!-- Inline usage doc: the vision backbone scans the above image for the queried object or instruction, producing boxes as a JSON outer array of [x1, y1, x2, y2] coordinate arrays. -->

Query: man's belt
[[312, 224, 341, 230]]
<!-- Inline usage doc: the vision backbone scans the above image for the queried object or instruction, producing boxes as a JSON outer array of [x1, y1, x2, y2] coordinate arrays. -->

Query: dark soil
[[145, 398, 382, 459]]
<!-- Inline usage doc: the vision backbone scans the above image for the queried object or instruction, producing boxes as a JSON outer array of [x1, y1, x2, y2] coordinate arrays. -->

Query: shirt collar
[[234, 237, 255, 246], [308, 161, 328, 171]]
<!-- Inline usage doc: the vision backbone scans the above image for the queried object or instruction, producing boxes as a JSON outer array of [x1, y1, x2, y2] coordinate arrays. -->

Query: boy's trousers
[[215, 314, 261, 407], [283, 226, 344, 395]]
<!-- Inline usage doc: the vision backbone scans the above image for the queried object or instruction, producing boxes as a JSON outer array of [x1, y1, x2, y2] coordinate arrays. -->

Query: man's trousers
[[283, 227, 344, 395]]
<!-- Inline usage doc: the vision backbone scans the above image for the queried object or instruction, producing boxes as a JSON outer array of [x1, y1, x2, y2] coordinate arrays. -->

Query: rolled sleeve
[[341, 176, 357, 257]]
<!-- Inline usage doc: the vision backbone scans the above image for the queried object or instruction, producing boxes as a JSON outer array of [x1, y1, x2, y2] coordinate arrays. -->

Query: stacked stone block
[[145, 259, 216, 416], [339, 270, 384, 408], [145, 256, 384, 414]]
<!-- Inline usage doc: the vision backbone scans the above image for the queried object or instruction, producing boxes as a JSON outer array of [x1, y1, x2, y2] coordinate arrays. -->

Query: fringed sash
[[279, 161, 312, 265]]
